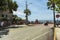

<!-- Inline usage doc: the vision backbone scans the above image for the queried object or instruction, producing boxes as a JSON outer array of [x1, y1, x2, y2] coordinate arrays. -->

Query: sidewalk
[[9, 24, 35, 28], [55, 28, 60, 40], [8, 24, 34, 28]]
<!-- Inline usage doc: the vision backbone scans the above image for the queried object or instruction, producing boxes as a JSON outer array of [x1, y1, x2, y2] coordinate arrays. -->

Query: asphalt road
[[0, 24, 53, 40]]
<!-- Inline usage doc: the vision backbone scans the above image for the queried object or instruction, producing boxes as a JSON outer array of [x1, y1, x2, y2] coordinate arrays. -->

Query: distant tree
[[24, 9, 31, 25], [35, 19, 39, 24]]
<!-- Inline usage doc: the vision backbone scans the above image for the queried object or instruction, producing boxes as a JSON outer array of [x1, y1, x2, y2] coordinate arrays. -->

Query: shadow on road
[[0, 27, 9, 38]]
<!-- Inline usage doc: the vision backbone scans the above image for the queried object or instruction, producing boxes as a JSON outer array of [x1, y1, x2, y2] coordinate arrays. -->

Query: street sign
[[56, 15, 60, 18]]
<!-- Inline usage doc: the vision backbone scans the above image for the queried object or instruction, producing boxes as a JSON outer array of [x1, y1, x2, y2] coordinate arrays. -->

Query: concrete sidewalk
[[8, 24, 34, 28], [55, 28, 60, 40], [8, 25, 28, 28]]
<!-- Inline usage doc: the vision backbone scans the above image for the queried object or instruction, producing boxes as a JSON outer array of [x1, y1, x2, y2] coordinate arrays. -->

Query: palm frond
[[24, 9, 31, 15]]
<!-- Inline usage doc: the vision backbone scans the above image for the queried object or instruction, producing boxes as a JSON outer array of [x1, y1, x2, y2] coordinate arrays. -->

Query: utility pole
[[25, 0, 28, 25], [25, 0, 32, 25], [26, 0, 28, 10]]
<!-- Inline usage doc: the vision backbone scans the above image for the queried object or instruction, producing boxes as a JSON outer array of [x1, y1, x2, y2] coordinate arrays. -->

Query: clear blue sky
[[13, 0, 56, 21]]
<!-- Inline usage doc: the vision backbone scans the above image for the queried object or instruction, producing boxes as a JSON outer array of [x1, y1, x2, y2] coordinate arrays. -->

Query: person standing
[[1, 21, 4, 27]]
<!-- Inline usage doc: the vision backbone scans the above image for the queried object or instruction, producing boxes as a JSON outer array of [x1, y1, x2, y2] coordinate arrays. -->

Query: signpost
[[56, 14, 60, 18], [56, 14, 60, 27]]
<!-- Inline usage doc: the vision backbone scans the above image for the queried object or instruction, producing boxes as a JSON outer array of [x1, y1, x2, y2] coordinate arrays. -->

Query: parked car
[[44, 21, 48, 26]]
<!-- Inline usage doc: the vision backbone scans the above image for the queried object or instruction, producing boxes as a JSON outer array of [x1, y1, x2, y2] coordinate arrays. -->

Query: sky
[[13, 0, 56, 21]]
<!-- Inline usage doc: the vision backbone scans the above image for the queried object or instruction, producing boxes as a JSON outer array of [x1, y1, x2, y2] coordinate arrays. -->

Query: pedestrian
[[1, 21, 4, 27]]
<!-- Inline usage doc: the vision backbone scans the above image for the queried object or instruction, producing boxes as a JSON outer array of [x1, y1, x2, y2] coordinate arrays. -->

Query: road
[[0, 24, 53, 40]]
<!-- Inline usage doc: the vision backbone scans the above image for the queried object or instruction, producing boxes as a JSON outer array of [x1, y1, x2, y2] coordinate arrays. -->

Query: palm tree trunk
[[26, 14, 28, 25], [53, 8, 56, 27], [53, 2, 56, 40], [52, 2, 56, 27]]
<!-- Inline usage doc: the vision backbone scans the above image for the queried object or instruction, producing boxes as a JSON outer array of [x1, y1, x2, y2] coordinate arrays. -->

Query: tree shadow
[[0, 27, 9, 38]]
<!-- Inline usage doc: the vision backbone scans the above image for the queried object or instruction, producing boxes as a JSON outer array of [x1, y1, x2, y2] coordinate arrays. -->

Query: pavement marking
[[32, 31, 51, 40]]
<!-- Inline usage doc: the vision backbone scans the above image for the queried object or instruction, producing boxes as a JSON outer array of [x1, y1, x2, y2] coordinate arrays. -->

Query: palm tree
[[24, 0, 31, 25], [47, 0, 60, 40], [47, 0, 60, 27], [24, 9, 31, 25]]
